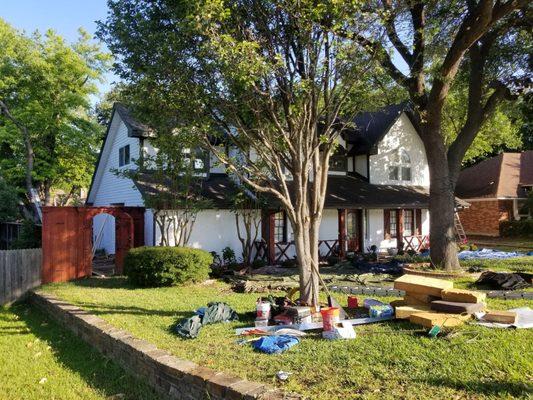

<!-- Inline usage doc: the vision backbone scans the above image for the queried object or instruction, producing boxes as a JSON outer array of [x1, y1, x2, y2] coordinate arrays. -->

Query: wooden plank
[[483, 310, 517, 324], [409, 312, 470, 328], [395, 305, 431, 319], [430, 300, 485, 314], [441, 288, 486, 304], [404, 293, 440, 305], [394, 274, 453, 297], [235, 316, 394, 335]]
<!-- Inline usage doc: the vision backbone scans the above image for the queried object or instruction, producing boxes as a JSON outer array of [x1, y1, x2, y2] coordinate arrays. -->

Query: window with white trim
[[119, 144, 130, 167], [389, 148, 411, 182]]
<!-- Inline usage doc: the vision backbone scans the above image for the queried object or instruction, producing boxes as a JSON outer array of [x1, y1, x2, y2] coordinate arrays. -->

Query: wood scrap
[[482, 310, 517, 324], [395, 305, 431, 319], [441, 288, 486, 304], [394, 274, 453, 297], [409, 312, 470, 328], [404, 293, 440, 305], [430, 300, 485, 314]]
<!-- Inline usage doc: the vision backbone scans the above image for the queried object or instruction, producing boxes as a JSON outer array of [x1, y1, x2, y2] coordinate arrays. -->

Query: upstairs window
[[119, 144, 130, 167], [389, 149, 411, 182], [182, 148, 208, 173]]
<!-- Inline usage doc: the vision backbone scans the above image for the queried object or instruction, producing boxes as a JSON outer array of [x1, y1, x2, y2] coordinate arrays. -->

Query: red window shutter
[[384, 210, 390, 238], [415, 209, 422, 235]]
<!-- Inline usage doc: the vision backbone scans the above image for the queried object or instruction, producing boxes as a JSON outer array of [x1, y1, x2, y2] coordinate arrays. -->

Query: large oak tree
[[341, 0, 531, 270]]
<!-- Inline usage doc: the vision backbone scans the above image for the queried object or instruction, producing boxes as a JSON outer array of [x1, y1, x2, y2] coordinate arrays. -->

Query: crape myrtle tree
[[339, 1, 532, 270], [98, 0, 371, 304]]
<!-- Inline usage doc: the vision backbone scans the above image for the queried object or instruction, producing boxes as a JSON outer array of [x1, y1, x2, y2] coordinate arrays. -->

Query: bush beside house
[[500, 220, 533, 238], [124, 247, 212, 287]]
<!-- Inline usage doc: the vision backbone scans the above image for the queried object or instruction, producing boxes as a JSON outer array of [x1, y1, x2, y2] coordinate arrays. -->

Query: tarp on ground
[[458, 248, 531, 260]]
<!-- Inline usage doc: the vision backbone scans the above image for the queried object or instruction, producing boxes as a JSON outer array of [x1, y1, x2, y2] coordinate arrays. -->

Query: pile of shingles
[[391, 274, 488, 328]]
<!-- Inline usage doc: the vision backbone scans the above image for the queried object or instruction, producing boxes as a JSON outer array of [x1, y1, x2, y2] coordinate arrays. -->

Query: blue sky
[[1, 0, 118, 99]]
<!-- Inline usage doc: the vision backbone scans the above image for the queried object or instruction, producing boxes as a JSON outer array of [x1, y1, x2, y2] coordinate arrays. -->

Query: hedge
[[124, 246, 213, 287], [499, 219, 533, 238]]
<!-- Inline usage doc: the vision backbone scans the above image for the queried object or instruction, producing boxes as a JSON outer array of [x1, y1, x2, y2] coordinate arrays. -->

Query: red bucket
[[347, 296, 358, 309], [320, 307, 340, 332]]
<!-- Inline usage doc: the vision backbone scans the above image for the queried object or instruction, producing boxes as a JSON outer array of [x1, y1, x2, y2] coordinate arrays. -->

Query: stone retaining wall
[[30, 291, 301, 400]]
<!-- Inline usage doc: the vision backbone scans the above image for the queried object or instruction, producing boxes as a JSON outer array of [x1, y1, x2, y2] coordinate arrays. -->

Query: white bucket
[[256, 302, 271, 320]]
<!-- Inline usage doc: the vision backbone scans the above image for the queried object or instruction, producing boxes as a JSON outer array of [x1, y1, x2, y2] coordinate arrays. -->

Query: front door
[[347, 210, 362, 252]]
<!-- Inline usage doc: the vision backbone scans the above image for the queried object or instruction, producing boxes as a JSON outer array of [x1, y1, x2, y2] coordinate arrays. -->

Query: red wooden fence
[[41, 206, 144, 284]]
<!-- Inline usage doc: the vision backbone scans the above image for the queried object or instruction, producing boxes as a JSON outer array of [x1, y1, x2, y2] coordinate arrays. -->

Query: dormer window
[[329, 146, 347, 172], [388, 148, 411, 181], [119, 144, 130, 167], [182, 148, 209, 173]]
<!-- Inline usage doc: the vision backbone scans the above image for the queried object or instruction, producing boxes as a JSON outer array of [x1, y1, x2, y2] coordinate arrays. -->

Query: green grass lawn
[[0, 302, 159, 400], [41, 277, 533, 400], [467, 237, 533, 253], [459, 256, 533, 273]]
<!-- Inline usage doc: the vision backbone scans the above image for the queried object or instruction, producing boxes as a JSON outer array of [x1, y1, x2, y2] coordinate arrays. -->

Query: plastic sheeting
[[458, 248, 530, 260], [475, 307, 533, 329]]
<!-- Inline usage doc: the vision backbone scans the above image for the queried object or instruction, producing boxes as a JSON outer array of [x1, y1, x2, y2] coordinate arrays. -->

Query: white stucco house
[[87, 103, 433, 264]]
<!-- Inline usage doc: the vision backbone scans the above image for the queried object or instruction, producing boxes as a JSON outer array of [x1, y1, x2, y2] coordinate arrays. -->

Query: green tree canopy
[[0, 19, 111, 207]]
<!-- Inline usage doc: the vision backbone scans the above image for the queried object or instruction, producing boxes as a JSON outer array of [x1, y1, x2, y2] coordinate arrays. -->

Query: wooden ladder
[[454, 212, 467, 243]]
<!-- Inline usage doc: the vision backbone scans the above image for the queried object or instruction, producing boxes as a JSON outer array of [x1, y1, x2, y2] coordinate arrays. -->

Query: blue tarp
[[252, 335, 300, 354], [458, 248, 531, 260]]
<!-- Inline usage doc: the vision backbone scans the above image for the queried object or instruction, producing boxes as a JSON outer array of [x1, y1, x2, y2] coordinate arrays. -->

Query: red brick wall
[[458, 199, 514, 237]]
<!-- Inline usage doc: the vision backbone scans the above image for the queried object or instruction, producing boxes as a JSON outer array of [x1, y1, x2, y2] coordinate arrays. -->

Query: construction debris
[[409, 312, 471, 328], [394, 274, 453, 297], [392, 274, 489, 330], [481, 310, 517, 324], [441, 288, 486, 303], [475, 271, 530, 291], [322, 321, 356, 340], [430, 300, 485, 314], [474, 307, 533, 329], [395, 305, 431, 319]]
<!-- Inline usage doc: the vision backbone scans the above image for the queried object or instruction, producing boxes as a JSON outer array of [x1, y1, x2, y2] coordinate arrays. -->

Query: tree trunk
[[422, 124, 461, 271], [292, 214, 320, 306]]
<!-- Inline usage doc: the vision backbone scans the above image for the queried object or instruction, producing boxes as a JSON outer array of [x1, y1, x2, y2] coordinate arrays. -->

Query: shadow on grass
[[72, 301, 194, 319], [12, 302, 160, 399], [70, 276, 136, 289], [421, 377, 532, 398]]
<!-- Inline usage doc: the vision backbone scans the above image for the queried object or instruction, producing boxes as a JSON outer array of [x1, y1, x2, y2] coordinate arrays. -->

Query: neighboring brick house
[[455, 151, 533, 237]]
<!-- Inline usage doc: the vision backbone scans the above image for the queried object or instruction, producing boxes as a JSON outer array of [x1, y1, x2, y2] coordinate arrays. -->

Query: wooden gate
[[41, 206, 144, 284]]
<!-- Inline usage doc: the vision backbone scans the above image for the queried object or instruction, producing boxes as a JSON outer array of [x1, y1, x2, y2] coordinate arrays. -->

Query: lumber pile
[[392, 274, 487, 328]]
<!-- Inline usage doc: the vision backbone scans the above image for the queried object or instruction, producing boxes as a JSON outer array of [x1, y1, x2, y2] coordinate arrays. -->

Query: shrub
[[281, 258, 298, 268], [251, 259, 266, 269], [500, 219, 533, 237], [327, 256, 340, 266], [221, 246, 236, 265], [124, 246, 212, 287]]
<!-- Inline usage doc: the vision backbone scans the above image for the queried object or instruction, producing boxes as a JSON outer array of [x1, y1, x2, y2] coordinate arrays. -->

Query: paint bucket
[[320, 307, 340, 332], [347, 296, 358, 309], [256, 301, 271, 320]]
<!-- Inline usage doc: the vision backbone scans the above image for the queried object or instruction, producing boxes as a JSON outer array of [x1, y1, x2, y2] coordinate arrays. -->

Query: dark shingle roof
[[455, 151, 533, 199], [114, 103, 152, 138], [345, 102, 412, 155], [132, 172, 244, 209]]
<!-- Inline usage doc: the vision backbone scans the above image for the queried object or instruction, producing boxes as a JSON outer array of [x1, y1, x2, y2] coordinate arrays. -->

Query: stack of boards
[[391, 274, 514, 328]]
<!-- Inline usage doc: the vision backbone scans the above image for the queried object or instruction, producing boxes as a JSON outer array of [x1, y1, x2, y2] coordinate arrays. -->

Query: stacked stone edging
[[29, 291, 302, 400]]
